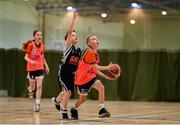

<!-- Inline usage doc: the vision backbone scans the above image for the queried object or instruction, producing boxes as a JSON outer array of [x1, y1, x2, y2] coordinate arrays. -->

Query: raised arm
[[65, 11, 77, 49]]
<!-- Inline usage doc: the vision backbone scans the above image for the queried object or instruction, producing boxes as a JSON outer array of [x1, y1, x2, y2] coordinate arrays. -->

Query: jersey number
[[69, 56, 79, 65]]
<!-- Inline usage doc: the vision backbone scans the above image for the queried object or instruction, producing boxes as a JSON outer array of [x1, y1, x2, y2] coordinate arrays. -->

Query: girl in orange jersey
[[23, 30, 49, 112], [70, 35, 119, 120]]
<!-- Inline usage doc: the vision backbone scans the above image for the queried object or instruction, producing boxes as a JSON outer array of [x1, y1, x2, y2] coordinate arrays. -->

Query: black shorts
[[77, 77, 97, 96], [58, 65, 75, 92], [28, 70, 44, 80]]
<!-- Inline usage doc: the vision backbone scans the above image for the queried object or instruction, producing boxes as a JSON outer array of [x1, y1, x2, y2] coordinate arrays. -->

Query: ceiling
[[35, 0, 180, 12], [35, 0, 180, 17], [29, 0, 180, 21]]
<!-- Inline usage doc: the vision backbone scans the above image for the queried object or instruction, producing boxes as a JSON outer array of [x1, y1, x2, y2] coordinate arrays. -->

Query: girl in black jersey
[[51, 12, 82, 119]]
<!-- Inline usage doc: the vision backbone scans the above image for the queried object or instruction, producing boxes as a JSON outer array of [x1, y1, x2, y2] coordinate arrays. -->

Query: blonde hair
[[86, 35, 97, 44]]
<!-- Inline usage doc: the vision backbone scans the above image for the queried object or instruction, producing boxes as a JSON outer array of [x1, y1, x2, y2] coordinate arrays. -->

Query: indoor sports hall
[[0, 0, 180, 124]]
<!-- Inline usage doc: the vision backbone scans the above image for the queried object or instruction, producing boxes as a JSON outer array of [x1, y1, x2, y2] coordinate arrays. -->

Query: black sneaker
[[70, 107, 78, 120], [99, 108, 111, 118], [51, 97, 60, 111], [61, 109, 69, 119]]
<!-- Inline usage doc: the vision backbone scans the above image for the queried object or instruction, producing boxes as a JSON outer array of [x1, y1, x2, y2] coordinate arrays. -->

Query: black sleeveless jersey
[[60, 43, 82, 73]]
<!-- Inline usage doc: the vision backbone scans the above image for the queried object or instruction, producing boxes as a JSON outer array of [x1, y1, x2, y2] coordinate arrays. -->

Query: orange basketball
[[106, 64, 121, 79]]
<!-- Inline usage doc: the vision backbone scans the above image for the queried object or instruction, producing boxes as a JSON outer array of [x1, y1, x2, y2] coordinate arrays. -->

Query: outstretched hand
[[73, 11, 77, 20]]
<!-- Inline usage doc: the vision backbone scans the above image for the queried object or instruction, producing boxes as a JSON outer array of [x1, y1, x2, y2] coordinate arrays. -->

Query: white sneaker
[[51, 97, 61, 111], [34, 103, 40, 112]]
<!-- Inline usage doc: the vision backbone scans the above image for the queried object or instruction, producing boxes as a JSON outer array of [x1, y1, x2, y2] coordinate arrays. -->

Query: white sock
[[60, 103, 65, 110], [36, 99, 40, 104], [61, 107, 67, 111], [55, 98, 60, 103], [99, 103, 105, 109]]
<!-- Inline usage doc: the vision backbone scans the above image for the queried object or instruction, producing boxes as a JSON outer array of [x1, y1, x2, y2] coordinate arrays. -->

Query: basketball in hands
[[106, 64, 121, 79]]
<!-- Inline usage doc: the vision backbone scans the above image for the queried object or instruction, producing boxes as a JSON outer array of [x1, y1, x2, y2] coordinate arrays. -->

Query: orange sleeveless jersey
[[75, 48, 99, 85], [25, 41, 45, 71]]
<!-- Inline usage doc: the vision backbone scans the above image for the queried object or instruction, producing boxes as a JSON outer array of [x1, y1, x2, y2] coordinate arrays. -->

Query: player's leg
[[70, 78, 96, 120], [75, 94, 87, 108], [28, 79, 36, 99], [34, 76, 43, 112], [93, 80, 104, 104], [51, 73, 65, 111], [71, 94, 86, 120], [58, 73, 72, 110], [57, 71, 74, 119], [60, 90, 71, 119], [32, 70, 44, 112], [51, 91, 65, 111], [93, 80, 110, 118], [56, 91, 65, 102], [27, 72, 36, 99]]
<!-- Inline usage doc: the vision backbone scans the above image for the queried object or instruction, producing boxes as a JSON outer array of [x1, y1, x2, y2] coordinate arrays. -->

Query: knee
[[96, 81, 104, 92], [32, 84, 35, 90], [36, 84, 42, 90]]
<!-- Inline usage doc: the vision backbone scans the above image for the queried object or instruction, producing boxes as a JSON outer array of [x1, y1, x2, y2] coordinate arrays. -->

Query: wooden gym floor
[[0, 97, 180, 124]]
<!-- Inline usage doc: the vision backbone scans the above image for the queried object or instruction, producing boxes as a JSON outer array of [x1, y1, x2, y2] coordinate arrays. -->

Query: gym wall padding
[[0, 48, 180, 101]]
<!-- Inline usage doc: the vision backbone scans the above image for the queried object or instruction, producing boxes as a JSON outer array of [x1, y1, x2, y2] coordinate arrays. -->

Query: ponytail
[[22, 40, 32, 51]]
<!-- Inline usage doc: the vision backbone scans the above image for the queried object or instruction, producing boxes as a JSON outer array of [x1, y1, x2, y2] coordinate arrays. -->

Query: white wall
[[0, 0, 37, 49], [45, 13, 124, 50], [0, 1, 124, 50]]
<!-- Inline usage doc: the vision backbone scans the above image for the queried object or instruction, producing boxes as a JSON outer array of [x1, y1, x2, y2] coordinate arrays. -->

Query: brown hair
[[64, 30, 76, 40], [33, 30, 39, 37], [22, 40, 31, 51], [22, 30, 39, 51]]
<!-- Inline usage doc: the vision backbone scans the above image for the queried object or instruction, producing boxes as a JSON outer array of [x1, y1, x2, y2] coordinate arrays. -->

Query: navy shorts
[[77, 77, 97, 96], [28, 70, 44, 80]]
